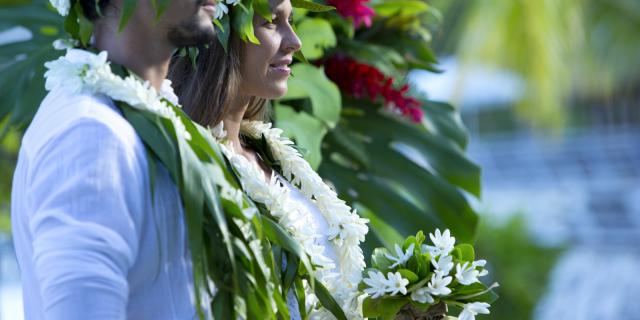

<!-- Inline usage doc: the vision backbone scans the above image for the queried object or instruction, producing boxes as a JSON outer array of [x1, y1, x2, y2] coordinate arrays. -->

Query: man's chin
[[167, 20, 216, 47]]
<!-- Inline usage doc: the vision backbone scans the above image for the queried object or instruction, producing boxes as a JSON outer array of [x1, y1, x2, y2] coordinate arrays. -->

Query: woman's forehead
[[269, 0, 291, 12]]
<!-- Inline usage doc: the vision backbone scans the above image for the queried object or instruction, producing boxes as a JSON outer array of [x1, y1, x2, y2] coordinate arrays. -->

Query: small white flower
[[410, 287, 434, 304], [422, 229, 455, 257], [160, 79, 180, 105], [210, 122, 227, 139], [474, 259, 490, 277], [431, 254, 454, 275], [44, 57, 84, 93], [385, 243, 415, 268], [458, 302, 490, 320], [52, 38, 78, 50], [226, 0, 241, 5], [49, 0, 70, 16], [363, 270, 388, 299], [427, 272, 452, 296], [455, 262, 484, 285], [385, 272, 409, 296], [213, 2, 229, 20]]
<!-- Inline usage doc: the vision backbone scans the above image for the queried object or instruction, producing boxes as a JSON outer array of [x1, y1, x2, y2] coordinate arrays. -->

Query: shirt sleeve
[[26, 118, 148, 319]]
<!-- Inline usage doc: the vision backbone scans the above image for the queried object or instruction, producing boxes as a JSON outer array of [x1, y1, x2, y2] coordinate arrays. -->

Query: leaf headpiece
[[49, 0, 333, 50]]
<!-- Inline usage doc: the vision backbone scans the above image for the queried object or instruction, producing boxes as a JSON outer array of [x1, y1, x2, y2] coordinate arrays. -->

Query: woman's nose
[[284, 29, 302, 53]]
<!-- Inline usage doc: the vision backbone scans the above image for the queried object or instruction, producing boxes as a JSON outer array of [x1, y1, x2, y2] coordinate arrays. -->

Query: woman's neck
[[223, 95, 251, 154], [223, 95, 273, 183]]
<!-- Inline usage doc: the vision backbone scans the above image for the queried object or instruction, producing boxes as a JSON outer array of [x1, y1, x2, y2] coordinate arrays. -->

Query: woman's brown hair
[[169, 31, 268, 128]]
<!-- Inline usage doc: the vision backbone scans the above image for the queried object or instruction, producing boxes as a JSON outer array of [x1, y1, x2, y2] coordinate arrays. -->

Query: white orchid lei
[[361, 229, 499, 320], [44, 49, 190, 140], [212, 121, 369, 319]]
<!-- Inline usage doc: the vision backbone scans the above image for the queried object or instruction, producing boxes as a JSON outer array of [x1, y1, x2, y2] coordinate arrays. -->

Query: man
[[11, 0, 218, 318]]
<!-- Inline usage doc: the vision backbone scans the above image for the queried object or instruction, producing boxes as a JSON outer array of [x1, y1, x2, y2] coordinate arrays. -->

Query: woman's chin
[[262, 85, 288, 100]]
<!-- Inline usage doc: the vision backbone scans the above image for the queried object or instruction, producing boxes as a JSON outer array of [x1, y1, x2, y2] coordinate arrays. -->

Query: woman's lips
[[269, 64, 291, 76]]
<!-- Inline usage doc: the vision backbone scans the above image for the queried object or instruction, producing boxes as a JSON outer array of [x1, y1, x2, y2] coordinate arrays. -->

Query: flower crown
[[49, 0, 333, 50]]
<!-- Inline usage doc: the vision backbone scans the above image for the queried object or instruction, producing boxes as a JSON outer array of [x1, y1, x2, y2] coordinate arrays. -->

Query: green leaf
[[312, 277, 347, 320], [76, 3, 93, 46], [420, 100, 469, 149], [216, 13, 231, 51], [282, 64, 341, 127], [416, 231, 426, 245], [293, 50, 309, 64], [371, 247, 394, 271], [275, 104, 327, 169], [415, 253, 431, 278], [152, 0, 171, 20], [261, 217, 314, 280], [358, 205, 404, 250], [294, 277, 307, 319], [63, 5, 79, 39], [373, 0, 429, 17], [296, 17, 336, 60], [397, 268, 419, 283], [291, 0, 334, 12], [363, 297, 408, 319], [118, 0, 138, 32], [253, 0, 272, 21], [120, 107, 180, 181], [232, 0, 260, 44], [403, 235, 418, 251], [449, 282, 499, 304], [454, 243, 475, 262], [341, 40, 406, 78], [282, 253, 298, 293]]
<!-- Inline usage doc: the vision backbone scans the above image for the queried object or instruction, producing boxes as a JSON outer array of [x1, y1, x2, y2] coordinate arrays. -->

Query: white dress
[[277, 176, 339, 320]]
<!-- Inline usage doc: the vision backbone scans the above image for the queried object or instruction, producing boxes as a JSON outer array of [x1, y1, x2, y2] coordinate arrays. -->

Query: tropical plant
[[0, 0, 481, 257], [278, 0, 481, 253]]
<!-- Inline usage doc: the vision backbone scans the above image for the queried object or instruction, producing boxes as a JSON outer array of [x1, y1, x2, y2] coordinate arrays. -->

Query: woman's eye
[[263, 15, 293, 26]]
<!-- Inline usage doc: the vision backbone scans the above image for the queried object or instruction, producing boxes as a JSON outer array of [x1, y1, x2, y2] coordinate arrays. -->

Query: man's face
[[130, 0, 218, 47], [164, 0, 218, 47]]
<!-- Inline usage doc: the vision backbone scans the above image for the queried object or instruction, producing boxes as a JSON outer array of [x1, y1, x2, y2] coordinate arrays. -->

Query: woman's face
[[241, 0, 302, 99]]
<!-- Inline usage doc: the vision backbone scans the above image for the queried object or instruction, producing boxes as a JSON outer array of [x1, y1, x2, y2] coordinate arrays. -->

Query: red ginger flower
[[324, 55, 424, 123], [327, 0, 375, 29]]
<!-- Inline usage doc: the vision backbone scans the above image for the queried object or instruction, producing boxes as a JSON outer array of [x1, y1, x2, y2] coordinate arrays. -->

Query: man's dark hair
[[79, 0, 111, 21]]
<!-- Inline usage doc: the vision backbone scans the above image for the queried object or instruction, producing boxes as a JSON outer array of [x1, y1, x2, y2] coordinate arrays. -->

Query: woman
[[169, 0, 368, 318]]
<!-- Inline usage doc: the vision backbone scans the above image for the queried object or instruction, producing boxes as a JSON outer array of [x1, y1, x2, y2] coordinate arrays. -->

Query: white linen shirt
[[11, 51, 200, 319]]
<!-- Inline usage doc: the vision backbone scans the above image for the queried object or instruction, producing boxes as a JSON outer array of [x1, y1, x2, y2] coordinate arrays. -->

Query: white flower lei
[[44, 49, 190, 141], [215, 121, 369, 319], [49, 0, 70, 16], [213, 0, 242, 20]]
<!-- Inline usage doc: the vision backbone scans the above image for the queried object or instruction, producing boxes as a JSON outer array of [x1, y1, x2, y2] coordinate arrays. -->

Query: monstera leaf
[[317, 98, 481, 253], [0, 0, 61, 131]]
